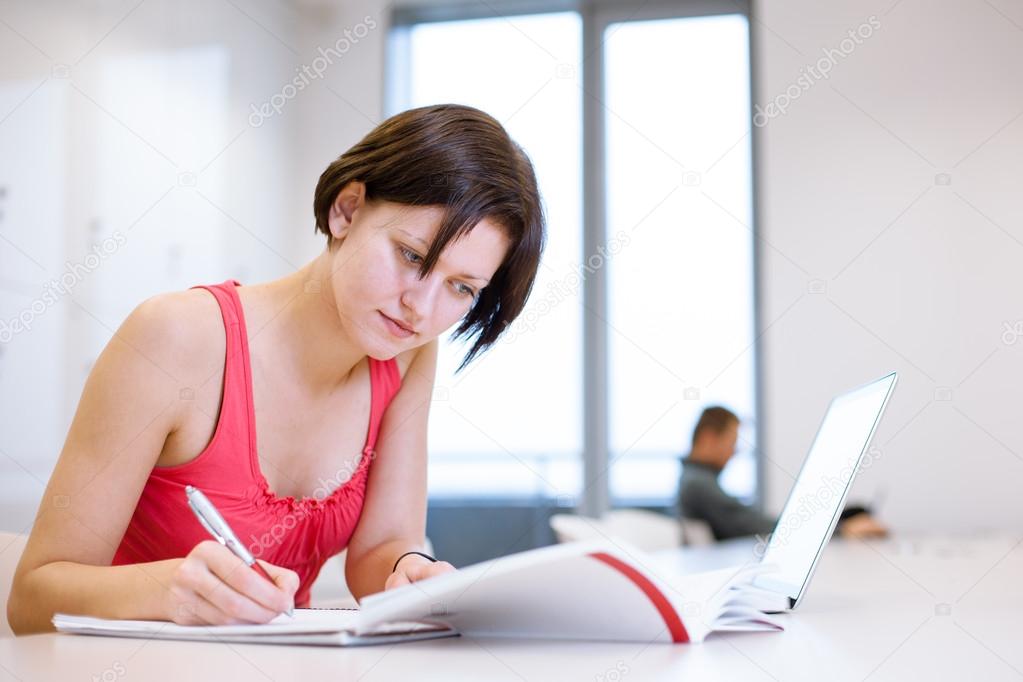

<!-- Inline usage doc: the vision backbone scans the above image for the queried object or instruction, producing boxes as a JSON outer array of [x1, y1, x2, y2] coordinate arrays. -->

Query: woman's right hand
[[163, 540, 299, 625]]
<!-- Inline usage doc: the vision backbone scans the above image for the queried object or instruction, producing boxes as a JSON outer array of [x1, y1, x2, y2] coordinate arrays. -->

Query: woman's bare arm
[[7, 293, 296, 634], [7, 294, 189, 632], [344, 338, 454, 600]]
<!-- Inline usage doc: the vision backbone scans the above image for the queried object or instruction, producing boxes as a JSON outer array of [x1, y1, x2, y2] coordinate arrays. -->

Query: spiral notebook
[[54, 540, 785, 646], [53, 607, 455, 646]]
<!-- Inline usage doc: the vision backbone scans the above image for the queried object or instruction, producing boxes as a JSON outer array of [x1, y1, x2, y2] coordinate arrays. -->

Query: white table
[[3, 533, 1021, 681]]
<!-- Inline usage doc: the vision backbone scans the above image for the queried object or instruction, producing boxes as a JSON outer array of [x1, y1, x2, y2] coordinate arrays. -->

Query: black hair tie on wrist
[[392, 550, 438, 573]]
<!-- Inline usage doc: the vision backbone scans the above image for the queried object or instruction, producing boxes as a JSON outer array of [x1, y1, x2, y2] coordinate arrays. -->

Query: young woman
[[7, 104, 545, 634]]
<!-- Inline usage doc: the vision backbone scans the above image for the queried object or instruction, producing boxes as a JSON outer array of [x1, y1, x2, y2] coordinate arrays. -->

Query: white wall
[[753, 0, 1023, 532], [0, 0, 308, 530], [290, 0, 391, 263], [0, 0, 393, 532]]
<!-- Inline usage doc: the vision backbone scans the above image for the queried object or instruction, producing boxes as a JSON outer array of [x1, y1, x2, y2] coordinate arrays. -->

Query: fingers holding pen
[[203, 543, 299, 617], [166, 541, 298, 624]]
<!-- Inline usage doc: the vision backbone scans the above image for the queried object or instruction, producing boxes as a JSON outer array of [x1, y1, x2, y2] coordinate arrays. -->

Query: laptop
[[752, 371, 898, 609]]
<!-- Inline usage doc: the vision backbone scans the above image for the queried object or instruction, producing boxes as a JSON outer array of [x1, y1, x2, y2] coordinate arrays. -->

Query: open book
[[54, 541, 787, 646]]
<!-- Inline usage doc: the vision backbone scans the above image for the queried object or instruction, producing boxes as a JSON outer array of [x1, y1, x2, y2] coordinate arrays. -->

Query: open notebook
[[54, 540, 786, 646], [53, 608, 455, 647]]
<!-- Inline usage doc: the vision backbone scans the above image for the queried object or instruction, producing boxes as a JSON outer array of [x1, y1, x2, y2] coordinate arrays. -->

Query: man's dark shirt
[[677, 457, 871, 541], [677, 457, 776, 540]]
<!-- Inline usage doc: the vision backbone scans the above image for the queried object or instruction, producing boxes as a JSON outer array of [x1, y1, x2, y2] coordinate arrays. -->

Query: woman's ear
[[327, 181, 367, 246]]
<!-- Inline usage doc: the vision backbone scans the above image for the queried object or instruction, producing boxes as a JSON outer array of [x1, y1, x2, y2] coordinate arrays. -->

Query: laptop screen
[[756, 372, 897, 605]]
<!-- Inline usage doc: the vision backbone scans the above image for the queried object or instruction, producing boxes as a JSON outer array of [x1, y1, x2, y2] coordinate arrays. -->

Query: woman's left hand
[[384, 554, 456, 591]]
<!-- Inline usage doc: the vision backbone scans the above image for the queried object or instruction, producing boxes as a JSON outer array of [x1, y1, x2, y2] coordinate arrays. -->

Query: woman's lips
[[380, 311, 415, 338]]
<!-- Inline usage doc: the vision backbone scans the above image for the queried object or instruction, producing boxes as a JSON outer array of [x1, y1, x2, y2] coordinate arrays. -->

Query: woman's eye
[[399, 247, 423, 264], [399, 245, 475, 298]]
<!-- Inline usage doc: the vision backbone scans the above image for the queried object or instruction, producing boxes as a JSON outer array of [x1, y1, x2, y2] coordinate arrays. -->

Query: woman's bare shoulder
[[121, 288, 226, 382]]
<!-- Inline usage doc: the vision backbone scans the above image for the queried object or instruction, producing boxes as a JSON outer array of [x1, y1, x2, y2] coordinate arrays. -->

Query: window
[[389, 12, 584, 498], [603, 14, 757, 504], [388, 2, 757, 508]]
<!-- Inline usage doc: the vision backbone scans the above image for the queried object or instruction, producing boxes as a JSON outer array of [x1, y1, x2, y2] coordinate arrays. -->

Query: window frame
[[385, 0, 763, 517]]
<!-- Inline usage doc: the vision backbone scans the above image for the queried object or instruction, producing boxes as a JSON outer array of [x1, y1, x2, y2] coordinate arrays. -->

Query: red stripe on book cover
[[588, 552, 690, 643]]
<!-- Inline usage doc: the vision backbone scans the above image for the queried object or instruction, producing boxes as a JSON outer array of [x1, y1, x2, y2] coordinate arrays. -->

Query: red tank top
[[112, 280, 402, 607]]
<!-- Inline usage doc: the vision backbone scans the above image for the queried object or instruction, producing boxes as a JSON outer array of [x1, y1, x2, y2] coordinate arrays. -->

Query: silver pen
[[185, 485, 294, 617]]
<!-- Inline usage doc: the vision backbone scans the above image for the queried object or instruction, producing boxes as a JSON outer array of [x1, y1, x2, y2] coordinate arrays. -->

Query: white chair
[[549, 513, 610, 544], [602, 509, 683, 552], [550, 510, 689, 552], [0, 531, 29, 638], [679, 518, 715, 547]]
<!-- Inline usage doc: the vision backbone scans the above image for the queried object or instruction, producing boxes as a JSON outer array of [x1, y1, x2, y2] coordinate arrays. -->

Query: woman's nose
[[400, 274, 441, 321]]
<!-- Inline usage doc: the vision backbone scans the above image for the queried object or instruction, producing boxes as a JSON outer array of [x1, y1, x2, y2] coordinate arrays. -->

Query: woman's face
[[326, 186, 510, 360]]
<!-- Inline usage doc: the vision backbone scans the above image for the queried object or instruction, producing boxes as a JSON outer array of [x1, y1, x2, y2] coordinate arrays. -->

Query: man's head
[[689, 406, 740, 469]]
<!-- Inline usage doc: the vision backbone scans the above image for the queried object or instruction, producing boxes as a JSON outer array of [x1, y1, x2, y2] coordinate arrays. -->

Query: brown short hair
[[313, 104, 546, 371], [691, 406, 739, 447]]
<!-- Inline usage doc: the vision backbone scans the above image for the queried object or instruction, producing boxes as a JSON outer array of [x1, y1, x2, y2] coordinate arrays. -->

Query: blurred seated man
[[677, 406, 888, 541]]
